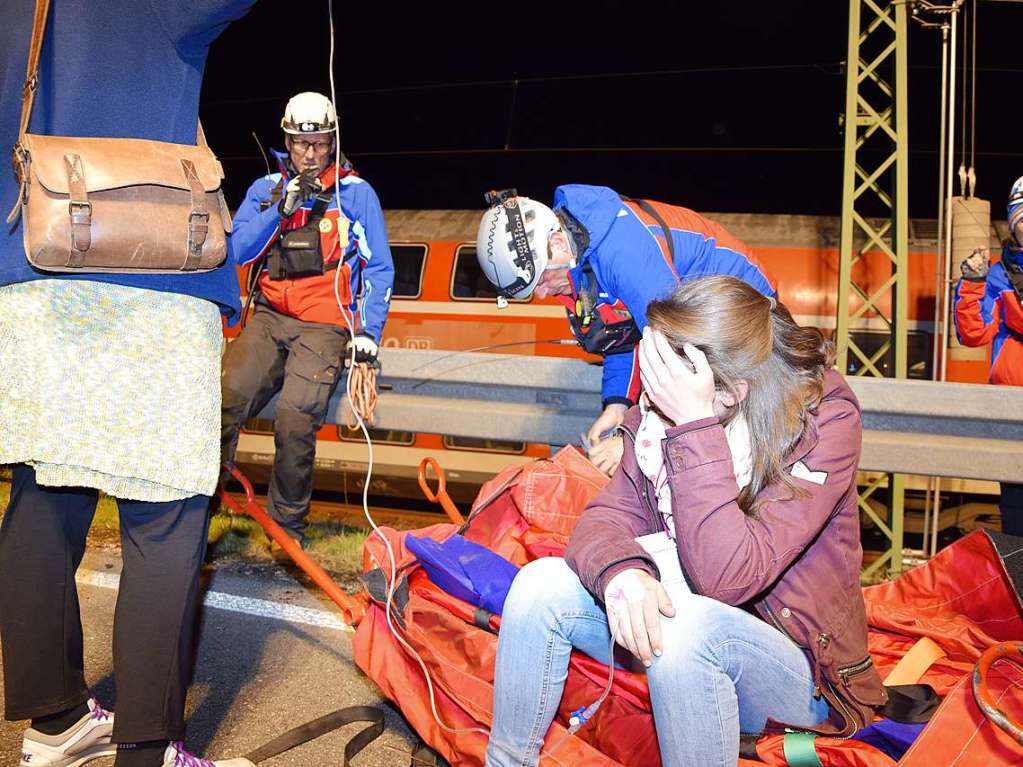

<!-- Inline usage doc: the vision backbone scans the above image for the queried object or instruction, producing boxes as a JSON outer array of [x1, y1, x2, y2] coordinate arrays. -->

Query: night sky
[[200, 1, 1023, 220]]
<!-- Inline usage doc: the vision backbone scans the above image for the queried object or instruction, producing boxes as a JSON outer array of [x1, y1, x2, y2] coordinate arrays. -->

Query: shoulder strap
[[19, 0, 204, 145], [243, 705, 385, 766], [18, 0, 51, 139], [623, 196, 681, 282]]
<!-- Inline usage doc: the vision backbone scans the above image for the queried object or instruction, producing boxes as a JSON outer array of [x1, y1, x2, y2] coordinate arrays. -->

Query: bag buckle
[[68, 200, 92, 218]]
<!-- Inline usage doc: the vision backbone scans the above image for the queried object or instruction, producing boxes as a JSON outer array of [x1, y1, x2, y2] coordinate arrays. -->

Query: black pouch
[[566, 262, 642, 356], [267, 193, 331, 281]]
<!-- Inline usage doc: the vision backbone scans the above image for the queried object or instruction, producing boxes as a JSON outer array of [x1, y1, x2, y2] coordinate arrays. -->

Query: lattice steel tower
[[836, 0, 909, 578]]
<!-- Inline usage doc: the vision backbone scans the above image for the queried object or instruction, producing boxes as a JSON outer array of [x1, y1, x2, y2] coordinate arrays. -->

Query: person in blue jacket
[[0, 2, 255, 766], [476, 185, 775, 475], [222, 92, 394, 543]]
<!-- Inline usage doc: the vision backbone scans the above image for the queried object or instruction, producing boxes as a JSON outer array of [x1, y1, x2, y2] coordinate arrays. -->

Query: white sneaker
[[20, 698, 116, 767], [161, 741, 255, 767]]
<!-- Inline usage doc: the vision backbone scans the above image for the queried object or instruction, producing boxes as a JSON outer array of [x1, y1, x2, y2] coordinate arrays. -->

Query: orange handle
[[219, 463, 366, 626], [418, 457, 465, 525], [973, 641, 1023, 747]]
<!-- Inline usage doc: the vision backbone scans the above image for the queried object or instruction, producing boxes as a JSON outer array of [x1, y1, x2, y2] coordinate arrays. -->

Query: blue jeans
[[485, 557, 829, 767]]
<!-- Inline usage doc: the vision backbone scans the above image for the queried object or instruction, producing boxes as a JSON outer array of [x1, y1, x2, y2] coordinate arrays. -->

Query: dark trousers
[[0, 464, 210, 743], [220, 302, 349, 538], [1000, 482, 1023, 537]]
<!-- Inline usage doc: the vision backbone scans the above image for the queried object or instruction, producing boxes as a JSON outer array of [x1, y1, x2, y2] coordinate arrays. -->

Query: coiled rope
[[347, 362, 378, 428]]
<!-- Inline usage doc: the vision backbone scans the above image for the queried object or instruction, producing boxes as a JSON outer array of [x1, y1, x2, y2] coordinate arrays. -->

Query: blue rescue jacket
[[231, 150, 394, 340], [553, 185, 775, 407]]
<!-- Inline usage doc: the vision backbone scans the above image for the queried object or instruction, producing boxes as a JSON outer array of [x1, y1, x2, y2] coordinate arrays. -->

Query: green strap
[[782, 732, 824, 767]]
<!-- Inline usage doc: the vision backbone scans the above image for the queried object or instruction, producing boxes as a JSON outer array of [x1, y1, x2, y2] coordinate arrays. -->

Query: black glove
[[278, 169, 322, 217]]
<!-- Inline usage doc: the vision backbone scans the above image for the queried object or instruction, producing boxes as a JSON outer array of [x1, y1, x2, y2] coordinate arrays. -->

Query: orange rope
[[347, 362, 378, 428]]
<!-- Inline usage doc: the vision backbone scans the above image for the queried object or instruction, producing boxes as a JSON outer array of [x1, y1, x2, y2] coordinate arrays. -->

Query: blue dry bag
[[405, 533, 520, 616]]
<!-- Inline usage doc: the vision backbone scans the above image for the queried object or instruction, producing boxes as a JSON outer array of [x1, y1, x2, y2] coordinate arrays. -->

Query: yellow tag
[[318, 218, 334, 234]]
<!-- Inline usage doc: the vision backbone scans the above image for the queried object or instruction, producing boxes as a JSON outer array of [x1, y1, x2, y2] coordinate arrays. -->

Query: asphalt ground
[[0, 549, 427, 767]]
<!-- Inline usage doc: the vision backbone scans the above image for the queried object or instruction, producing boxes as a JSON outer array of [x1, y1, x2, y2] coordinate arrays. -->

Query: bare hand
[[604, 568, 676, 667], [587, 403, 627, 447], [961, 249, 990, 280], [588, 435, 624, 476], [639, 328, 715, 426]]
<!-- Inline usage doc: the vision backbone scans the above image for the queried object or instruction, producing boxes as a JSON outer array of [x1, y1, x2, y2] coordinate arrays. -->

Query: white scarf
[[633, 398, 753, 540]]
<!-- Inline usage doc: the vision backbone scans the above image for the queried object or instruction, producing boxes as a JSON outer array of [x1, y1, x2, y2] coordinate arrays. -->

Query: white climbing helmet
[[281, 92, 337, 135], [476, 191, 561, 299]]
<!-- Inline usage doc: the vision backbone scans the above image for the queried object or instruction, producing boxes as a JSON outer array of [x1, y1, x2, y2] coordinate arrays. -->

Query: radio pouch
[[268, 192, 332, 281]]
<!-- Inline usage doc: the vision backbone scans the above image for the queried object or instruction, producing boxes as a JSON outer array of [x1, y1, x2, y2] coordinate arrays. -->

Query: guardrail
[[258, 348, 1023, 484]]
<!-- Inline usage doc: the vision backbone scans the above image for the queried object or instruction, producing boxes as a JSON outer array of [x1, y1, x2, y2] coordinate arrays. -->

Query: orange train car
[[225, 209, 999, 504]]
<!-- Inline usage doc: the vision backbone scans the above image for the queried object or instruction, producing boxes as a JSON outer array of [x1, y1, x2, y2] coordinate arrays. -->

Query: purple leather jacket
[[564, 370, 887, 735]]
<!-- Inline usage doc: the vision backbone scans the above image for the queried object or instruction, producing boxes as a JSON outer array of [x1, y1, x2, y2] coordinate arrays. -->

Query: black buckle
[[484, 188, 518, 206], [189, 211, 210, 223], [68, 200, 92, 217]]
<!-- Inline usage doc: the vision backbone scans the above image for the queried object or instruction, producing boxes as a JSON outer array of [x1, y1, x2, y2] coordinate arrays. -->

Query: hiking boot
[[20, 697, 115, 767], [161, 741, 255, 767]]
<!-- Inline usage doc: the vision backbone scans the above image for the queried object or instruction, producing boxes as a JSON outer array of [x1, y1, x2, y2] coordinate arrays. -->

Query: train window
[[339, 426, 416, 446], [451, 245, 530, 302], [243, 418, 275, 435], [451, 246, 500, 300], [390, 244, 427, 299], [845, 330, 933, 379], [442, 435, 526, 454]]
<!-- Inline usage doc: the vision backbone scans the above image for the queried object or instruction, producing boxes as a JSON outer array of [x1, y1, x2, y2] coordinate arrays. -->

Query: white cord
[[326, 0, 487, 739]]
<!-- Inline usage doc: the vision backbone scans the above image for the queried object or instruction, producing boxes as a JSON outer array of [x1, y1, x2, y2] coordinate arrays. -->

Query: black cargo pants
[[221, 302, 349, 538]]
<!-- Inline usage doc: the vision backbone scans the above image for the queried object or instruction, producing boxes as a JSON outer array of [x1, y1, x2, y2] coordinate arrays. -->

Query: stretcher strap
[[883, 636, 946, 686], [782, 732, 823, 767]]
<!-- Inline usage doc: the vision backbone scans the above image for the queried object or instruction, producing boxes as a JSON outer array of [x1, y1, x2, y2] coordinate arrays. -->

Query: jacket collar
[[270, 148, 353, 186]]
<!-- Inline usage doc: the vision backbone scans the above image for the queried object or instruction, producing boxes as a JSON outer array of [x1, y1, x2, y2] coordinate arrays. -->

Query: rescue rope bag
[[6, 0, 231, 273]]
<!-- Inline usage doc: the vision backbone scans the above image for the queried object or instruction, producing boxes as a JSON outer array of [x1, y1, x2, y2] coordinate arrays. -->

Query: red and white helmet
[[476, 190, 561, 299], [281, 92, 337, 135]]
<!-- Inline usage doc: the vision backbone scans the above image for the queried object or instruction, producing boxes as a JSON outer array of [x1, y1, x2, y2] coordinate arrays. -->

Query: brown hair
[[645, 276, 835, 513]]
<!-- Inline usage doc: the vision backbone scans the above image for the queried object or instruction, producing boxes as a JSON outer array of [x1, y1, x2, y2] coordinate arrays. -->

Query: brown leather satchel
[[5, 0, 231, 273]]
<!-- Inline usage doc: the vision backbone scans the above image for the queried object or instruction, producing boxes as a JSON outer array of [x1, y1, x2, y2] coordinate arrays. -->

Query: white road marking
[[75, 569, 354, 633]]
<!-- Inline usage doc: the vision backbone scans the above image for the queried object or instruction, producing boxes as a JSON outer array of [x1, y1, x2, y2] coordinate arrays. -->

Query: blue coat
[[0, 0, 254, 323], [554, 185, 775, 407]]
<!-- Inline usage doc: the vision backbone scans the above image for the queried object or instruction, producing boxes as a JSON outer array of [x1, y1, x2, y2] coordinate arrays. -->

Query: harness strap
[[623, 197, 681, 282], [781, 732, 823, 767], [63, 153, 90, 267], [181, 158, 208, 271], [883, 636, 945, 687], [243, 705, 385, 766]]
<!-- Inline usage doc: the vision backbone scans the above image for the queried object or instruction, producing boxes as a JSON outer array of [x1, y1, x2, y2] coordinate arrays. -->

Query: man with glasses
[[222, 91, 394, 544]]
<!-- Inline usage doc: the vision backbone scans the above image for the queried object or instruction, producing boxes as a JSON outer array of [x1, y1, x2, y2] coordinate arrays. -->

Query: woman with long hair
[[485, 276, 886, 766]]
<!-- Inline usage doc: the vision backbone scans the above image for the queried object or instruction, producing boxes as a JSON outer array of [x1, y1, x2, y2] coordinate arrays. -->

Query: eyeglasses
[[291, 138, 333, 154]]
